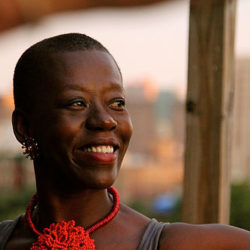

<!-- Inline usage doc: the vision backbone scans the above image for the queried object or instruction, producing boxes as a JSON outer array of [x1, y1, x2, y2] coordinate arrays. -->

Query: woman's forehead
[[52, 50, 119, 77], [37, 50, 123, 95], [50, 49, 120, 74]]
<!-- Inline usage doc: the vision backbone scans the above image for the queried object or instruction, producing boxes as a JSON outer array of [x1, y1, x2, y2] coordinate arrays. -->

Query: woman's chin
[[35, 156, 119, 191], [63, 169, 118, 191], [79, 170, 118, 189]]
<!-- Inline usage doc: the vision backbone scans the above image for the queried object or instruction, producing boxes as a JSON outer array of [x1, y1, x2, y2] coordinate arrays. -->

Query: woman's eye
[[68, 100, 87, 109], [109, 99, 125, 110]]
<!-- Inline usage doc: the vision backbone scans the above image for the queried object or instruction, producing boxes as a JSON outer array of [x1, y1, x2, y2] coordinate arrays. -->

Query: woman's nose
[[85, 105, 117, 131]]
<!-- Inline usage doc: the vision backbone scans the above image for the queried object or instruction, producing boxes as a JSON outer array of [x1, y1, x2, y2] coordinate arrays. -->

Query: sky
[[0, 0, 249, 99]]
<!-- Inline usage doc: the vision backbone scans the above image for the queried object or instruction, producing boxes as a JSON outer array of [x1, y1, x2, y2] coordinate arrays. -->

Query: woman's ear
[[12, 109, 30, 144]]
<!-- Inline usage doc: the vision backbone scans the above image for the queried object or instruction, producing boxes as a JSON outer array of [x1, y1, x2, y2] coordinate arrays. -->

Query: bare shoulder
[[159, 222, 250, 250], [95, 203, 150, 249], [118, 203, 150, 230]]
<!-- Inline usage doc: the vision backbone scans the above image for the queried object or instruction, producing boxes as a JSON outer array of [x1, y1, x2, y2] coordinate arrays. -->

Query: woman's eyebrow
[[61, 84, 91, 92], [61, 82, 125, 93], [104, 83, 125, 93]]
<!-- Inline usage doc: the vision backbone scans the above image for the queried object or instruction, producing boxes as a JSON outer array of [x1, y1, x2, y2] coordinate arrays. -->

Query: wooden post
[[183, 0, 236, 224]]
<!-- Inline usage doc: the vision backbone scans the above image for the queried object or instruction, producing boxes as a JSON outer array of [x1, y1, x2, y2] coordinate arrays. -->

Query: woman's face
[[30, 49, 133, 189]]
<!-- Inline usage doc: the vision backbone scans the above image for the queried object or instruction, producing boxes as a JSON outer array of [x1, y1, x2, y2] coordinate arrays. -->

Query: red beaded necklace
[[25, 186, 119, 249]]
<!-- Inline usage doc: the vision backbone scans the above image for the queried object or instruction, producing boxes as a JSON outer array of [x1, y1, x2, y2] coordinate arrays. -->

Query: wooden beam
[[0, 0, 171, 32], [183, 0, 236, 224]]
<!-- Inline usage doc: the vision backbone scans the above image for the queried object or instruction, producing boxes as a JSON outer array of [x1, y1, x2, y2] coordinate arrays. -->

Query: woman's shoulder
[[0, 215, 22, 248], [119, 203, 151, 224], [116, 203, 151, 235], [0, 216, 22, 236], [105, 203, 151, 249], [159, 222, 250, 250], [117, 204, 167, 250]]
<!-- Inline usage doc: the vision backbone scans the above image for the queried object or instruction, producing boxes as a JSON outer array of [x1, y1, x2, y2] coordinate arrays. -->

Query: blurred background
[[0, 0, 250, 229]]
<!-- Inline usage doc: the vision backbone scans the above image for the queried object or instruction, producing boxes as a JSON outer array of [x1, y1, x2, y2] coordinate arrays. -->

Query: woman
[[0, 33, 250, 249]]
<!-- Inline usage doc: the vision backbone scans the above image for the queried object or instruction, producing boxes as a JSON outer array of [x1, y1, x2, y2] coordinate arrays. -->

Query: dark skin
[[7, 49, 250, 249]]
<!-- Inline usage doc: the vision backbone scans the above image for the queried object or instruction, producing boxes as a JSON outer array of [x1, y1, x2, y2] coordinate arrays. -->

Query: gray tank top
[[0, 216, 21, 250], [137, 219, 166, 250], [0, 216, 166, 250]]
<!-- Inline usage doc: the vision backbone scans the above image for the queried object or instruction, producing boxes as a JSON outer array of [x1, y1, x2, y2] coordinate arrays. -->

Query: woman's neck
[[33, 180, 113, 232]]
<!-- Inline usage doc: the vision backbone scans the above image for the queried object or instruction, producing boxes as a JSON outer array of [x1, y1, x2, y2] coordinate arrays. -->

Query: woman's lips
[[76, 144, 118, 163]]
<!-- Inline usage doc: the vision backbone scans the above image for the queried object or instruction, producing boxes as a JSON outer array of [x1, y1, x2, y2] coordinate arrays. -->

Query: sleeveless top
[[0, 216, 166, 250]]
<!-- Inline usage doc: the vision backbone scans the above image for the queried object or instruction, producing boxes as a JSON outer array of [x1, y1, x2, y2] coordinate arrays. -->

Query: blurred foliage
[[0, 186, 35, 221], [1, 182, 250, 230], [230, 181, 250, 230]]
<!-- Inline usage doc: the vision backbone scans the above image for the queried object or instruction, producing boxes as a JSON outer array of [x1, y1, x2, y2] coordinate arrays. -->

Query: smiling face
[[29, 49, 133, 189]]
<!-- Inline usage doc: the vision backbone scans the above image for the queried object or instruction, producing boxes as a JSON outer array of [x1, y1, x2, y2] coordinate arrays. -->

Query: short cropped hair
[[13, 33, 121, 112]]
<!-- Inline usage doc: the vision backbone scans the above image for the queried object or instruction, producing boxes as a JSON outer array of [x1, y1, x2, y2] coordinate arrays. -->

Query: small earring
[[22, 137, 39, 160]]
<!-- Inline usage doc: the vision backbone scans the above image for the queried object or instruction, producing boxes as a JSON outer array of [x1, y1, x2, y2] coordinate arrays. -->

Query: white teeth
[[83, 145, 114, 153], [102, 146, 107, 153]]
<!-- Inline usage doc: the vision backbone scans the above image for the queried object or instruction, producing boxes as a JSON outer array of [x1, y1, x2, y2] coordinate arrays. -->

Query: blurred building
[[126, 80, 158, 161], [232, 58, 250, 181], [0, 91, 19, 154], [116, 80, 184, 202], [125, 80, 184, 166], [0, 96, 11, 121], [0, 91, 34, 189]]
